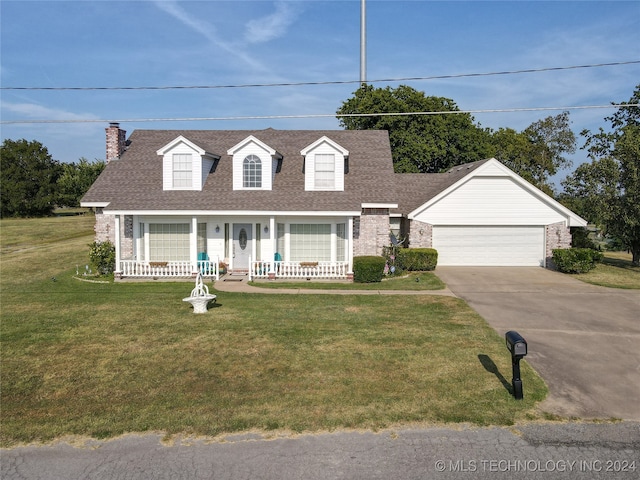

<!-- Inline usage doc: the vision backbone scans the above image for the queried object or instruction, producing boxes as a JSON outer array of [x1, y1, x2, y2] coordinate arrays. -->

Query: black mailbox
[[505, 330, 528, 400], [505, 331, 527, 358]]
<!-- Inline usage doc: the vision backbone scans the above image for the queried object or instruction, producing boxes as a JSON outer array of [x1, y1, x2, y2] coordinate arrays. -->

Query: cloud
[[245, 2, 299, 44], [152, 0, 266, 71], [1, 101, 99, 122]]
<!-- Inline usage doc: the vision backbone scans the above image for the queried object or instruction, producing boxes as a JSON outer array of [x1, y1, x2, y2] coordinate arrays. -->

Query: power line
[[2, 104, 638, 125], [2, 61, 638, 91]]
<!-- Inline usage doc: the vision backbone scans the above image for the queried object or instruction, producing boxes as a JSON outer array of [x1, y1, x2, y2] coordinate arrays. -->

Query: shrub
[[396, 248, 438, 271], [353, 256, 386, 283], [88, 240, 116, 275], [552, 248, 603, 274]]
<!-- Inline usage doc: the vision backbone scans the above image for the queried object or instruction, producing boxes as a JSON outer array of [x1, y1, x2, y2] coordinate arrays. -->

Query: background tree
[[336, 84, 494, 173], [0, 139, 62, 218], [336, 85, 575, 192], [491, 112, 575, 195], [57, 158, 105, 208], [562, 85, 640, 264]]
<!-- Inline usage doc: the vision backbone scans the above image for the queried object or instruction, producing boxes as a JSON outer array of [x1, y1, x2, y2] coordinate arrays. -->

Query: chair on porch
[[198, 252, 214, 275]]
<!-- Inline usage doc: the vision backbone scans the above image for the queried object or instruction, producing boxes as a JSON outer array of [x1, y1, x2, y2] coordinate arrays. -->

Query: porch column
[[191, 216, 198, 276], [268, 216, 276, 277], [347, 217, 354, 275], [114, 215, 122, 278]]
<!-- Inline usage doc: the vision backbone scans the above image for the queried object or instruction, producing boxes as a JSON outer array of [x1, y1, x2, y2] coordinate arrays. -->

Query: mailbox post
[[505, 331, 527, 400]]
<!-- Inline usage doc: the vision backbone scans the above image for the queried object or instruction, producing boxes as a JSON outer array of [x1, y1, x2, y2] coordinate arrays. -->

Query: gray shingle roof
[[82, 129, 397, 212]]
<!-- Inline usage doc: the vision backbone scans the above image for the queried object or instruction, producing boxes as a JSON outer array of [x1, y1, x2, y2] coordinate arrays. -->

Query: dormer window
[[157, 135, 219, 191], [228, 135, 282, 191], [301, 136, 348, 192], [173, 153, 193, 188], [243, 155, 262, 188], [314, 154, 335, 189]]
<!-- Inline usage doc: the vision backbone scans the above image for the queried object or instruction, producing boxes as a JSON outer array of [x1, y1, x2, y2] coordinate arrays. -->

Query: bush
[[88, 240, 116, 275], [396, 248, 438, 271], [353, 256, 386, 283], [552, 248, 603, 274]]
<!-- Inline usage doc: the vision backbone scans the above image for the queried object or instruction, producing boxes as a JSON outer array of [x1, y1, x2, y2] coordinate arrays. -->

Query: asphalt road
[[2, 422, 639, 480]]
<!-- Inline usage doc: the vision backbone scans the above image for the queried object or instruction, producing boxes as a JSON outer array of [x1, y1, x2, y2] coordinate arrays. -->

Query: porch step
[[223, 277, 246, 282]]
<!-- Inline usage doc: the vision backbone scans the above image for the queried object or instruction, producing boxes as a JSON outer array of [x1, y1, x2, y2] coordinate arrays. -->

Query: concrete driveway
[[435, 267, 640, 420]]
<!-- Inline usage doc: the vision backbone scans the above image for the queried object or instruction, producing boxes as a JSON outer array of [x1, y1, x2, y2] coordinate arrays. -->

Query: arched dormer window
[[243, 155, 262, 188]]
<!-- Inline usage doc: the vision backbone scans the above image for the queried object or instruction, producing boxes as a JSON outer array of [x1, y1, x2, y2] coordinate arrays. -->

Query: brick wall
[[353, 209, 390, 256], [408, 220, 433, 248], [93, 211, 134, 260], [545, 221, 571, 269], [94, 208, 115, 243]]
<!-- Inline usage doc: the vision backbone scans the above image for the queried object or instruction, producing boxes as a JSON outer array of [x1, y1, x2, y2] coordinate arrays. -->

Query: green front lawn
[[1, 216, 547, 447], [249, 271, 445, 290], [572, 251, 640, 289]]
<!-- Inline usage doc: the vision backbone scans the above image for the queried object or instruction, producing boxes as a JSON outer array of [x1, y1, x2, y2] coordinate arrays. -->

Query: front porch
[[117, 259, 220, 280], [115, 259, 351, 281], [249, 259, 351, 280]]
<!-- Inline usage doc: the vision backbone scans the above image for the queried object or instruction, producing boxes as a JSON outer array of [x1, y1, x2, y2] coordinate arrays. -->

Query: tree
[[336, 84, 494, 173], [562, 85, 640, 265], [0, 139, 62, 218], [490, 112, 576, 195], [57, 158, 105, 207]]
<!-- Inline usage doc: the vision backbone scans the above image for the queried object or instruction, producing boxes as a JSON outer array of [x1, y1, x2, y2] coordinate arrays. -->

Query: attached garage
[[402, 159, 588, 268], [432, 225, 545, 266]]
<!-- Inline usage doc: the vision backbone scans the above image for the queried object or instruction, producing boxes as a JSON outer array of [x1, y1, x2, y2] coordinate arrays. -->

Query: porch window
[[243, 155, 262, 188], [336, 223, 346, 261], [197, 223, 207, 254], [137, 222, 145, 261], [173, 153, 192, 188], [290, 224, 331, 261], [276, 223, 285, 260], [314, 154, 335, 189], [149, 223, 190, 261]]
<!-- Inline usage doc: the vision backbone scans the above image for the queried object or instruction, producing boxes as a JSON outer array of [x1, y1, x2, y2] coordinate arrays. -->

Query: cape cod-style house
[[81, 123, 586, 280]]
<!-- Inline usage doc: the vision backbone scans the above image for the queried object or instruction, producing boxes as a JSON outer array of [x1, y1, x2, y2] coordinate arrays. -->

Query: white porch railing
[[118, 259, 219, 280], [249, 260, 350, 280]]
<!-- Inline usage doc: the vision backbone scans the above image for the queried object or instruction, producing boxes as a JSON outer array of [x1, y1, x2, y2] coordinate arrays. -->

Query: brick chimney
[[105, 122, 127, 163]]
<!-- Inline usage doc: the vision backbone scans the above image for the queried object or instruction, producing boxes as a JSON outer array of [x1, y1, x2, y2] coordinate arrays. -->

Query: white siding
[[414, 177, 568, 225]]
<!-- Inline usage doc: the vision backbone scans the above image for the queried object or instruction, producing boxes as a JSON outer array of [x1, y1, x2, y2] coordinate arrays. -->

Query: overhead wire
[[2, 104, 639, 125], [1, 60, 638, 125], [1, 60, 638, 91]]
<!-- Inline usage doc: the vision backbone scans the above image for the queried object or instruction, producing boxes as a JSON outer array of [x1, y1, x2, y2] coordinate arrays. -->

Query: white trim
[[156, 135, 214, 157], [227, 135, 282, 159], [81, 202, 110, 208], [361, 203, 398, 209], [408, 158, 587, 227], [104, 209, 362, 216], [300, 136, 349, 157]]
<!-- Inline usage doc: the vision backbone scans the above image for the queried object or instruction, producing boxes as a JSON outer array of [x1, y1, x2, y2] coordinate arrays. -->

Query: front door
[[232, 224, 252, 270]]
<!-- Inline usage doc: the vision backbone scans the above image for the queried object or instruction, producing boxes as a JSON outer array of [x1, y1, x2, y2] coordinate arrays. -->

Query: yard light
[[505, 330, 528, 400]]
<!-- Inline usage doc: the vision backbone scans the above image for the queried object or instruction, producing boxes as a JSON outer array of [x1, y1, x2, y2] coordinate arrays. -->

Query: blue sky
[[1, 0, 639, 188]]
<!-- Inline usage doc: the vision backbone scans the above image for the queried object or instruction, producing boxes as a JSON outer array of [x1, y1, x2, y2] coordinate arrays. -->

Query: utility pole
[[360, 0, 366, 85]]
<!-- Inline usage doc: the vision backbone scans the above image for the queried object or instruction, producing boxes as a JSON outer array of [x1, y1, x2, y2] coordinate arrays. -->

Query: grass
[[571, 251, 640, 289], [1, 216, 548, 447], [249, 272, 445, 290]]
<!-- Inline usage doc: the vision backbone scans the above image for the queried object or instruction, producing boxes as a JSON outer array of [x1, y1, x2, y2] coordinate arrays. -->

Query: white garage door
[[432, 226, 545, 266]]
